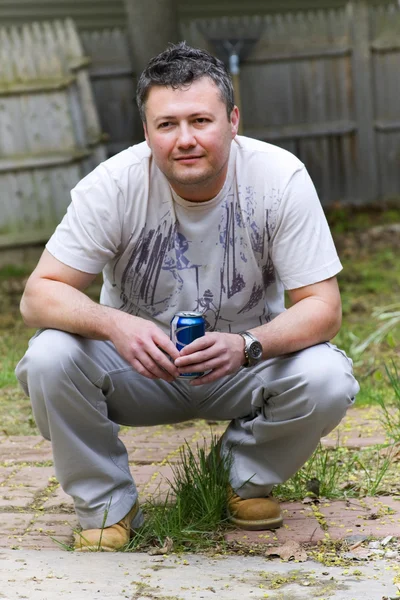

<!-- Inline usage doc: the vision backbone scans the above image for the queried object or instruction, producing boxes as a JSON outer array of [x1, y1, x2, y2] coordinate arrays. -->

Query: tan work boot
[[74, 501, 141, 552], [227, 486, 283, 531]]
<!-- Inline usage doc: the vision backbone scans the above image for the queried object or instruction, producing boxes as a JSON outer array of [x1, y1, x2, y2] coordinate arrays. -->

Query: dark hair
[[136, 41, 234, 122]]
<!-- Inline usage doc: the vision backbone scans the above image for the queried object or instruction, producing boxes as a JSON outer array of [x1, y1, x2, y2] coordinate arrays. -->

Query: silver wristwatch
[[238, 331, 263, 367]]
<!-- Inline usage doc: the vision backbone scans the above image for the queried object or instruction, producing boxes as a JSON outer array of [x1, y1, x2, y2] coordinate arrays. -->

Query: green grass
[[125, 436, 233, 553], [0, 386, 37, 435], [0, 264, 33, 280], [0, 328, 34, 388], [375, 361, 400, 442], [326, 205, 400, 235], [275, 443, 395, 501], [333, 241, 400, 406]]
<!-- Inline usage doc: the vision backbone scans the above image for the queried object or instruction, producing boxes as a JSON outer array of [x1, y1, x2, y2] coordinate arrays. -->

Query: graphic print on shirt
[[118, 215, 201, 316], [118, 186, 282, 330]]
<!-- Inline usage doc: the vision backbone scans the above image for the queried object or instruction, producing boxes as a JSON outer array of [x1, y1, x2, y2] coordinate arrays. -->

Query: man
[[16, 42, 359, 551]]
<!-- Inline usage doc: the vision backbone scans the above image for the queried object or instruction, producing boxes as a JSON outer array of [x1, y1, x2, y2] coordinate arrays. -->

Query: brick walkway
[[1, 407, 399, 553]]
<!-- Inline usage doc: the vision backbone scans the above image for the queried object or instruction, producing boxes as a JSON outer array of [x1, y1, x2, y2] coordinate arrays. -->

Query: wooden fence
[[0, 0, 127, 31], [1, 2, 399, 255], [81, 1, 400, 206], [0, 19, 107, 248], [182, 1, 400, 206]]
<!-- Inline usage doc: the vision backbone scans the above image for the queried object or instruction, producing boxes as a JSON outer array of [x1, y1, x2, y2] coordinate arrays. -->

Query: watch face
[[249, 341, 263, 361]]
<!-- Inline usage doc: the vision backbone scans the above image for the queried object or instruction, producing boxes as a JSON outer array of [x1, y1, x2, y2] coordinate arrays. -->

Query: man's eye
[[195, 118, 208, 124], [158, 122, 172, 129]]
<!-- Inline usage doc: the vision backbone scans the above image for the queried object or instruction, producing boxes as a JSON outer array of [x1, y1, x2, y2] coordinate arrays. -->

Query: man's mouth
[[174, 155, 203, 162]]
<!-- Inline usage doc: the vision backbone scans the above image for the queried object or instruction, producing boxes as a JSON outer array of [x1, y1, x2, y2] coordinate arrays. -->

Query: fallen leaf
[[265, 540, 307, 562], [342, 548, 371, 561], [302, 496, 316, 505], [339, 482, 359, 492], [148, 536, 174, 556], [379, 442, 400, 462]]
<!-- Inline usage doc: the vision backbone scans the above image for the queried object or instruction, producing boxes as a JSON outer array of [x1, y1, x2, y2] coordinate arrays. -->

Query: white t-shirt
[[46, 136, 341, 335]]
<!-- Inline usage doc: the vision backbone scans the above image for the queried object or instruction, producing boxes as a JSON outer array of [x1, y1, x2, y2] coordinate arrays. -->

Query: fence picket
[[80, 28, 137, 155]]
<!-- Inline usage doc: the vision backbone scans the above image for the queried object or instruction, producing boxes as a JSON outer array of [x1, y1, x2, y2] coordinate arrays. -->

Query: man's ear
[[230, 106, 240, 137], [143, 122, 149, 144]]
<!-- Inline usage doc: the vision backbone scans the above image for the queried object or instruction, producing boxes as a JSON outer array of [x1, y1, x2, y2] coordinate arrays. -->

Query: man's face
[[143, 77, 239, 202]]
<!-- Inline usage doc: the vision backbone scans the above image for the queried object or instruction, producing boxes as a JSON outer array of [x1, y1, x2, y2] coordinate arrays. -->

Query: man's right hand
[[108, 312, 180, 382]]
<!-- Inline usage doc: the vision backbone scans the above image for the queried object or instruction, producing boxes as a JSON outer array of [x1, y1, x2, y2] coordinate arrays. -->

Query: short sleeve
[[270, 166, 342, 289], [46, 165, 124, 274]]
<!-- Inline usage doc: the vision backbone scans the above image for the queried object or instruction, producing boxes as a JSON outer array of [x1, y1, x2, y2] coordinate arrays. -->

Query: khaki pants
[[16, 329, 359, 529]]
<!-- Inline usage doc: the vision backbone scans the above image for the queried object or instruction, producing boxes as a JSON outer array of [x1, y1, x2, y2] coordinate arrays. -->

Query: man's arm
[[175, 276, 341, 385], [251, 276, 342, 359], [20, 249, 180, 381]]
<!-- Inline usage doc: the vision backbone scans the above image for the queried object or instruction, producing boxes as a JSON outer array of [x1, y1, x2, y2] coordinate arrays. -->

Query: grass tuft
[[126, 435, 232, 553], [275, 441, 395, 501], [375, 360, 400, 442]]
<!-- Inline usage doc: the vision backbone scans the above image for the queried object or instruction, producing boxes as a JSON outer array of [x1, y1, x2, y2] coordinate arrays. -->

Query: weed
[[350, 304, 400, 356], [375, 361, 400, 442], [126, 436, 232, 553], [274, 444, 351, 501], [353, 450, 393, 496], [275, 442, 395, 501]]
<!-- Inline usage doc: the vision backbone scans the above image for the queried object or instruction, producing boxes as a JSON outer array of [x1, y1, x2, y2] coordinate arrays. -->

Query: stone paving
[[0, 406, 399, 554]]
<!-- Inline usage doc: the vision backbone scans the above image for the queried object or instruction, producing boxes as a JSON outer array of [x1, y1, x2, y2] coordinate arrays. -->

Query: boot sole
[[75, 544, 117, 552], [228, 511, 283, 531]]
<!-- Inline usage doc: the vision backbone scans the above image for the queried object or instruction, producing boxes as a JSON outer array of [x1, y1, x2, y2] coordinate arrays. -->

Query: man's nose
[[176, 124, 196, 148]]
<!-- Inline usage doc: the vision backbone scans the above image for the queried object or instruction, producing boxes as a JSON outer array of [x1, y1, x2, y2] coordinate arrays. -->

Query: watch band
[[238, 332, 250, 366], [238, 331, 260, 367]]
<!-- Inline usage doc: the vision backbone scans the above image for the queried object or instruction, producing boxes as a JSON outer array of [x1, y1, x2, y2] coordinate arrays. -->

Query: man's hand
[[174, 332, 245, 386], [109, 312, 180, 382]]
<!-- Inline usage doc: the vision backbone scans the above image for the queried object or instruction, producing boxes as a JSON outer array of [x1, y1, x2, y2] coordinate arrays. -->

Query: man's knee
[[16, 330, 93, 439], [16, 329, 83, 389], [299, 343, 359, 425]]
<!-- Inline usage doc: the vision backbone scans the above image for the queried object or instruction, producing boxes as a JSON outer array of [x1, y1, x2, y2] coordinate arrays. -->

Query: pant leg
[[15, 328, 196, 529], [193, 342, 360, 499]]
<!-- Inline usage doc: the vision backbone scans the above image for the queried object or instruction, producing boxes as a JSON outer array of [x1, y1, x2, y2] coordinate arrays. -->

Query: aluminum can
[[171, 311, 206, 379]]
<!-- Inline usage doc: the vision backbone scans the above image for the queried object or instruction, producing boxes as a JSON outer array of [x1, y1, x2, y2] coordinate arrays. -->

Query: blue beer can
[[171, 311, 206, 379]]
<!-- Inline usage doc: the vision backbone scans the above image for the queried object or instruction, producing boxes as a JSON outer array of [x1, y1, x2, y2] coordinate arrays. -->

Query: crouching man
[[16, 42, 359, 551]]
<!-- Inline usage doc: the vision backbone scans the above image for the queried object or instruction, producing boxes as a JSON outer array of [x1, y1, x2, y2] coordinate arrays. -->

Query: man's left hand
[[174, 332, 245, 385]]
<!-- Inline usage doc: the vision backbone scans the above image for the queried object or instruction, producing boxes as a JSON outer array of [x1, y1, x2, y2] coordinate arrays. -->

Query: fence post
[[124, 0, 180, 76], [349, 0, 379, 203]]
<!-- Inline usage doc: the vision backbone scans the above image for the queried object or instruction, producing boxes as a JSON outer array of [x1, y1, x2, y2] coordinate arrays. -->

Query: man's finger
[[130, 359, 158, 380], [133, 353, 175, 382], [178, 333, 216, 356], [152, 346, 180, 377], [174, 348, 212, 367], [154, 333, 180, 360], [177, 356, 220, 374]]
